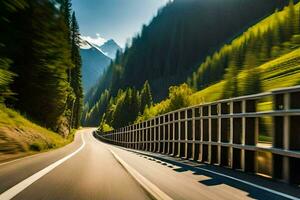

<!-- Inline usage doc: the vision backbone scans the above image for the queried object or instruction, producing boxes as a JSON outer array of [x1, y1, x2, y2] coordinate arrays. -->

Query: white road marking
[[0, 133, 86, 200], [197, 166, 300, 200], [131, 150, 300, 200], [110, 149, 173, 200]]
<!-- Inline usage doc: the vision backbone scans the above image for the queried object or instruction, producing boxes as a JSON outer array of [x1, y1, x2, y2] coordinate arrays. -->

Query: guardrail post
[[152, 119, 155, 152], [184, 109, 188, 159], [229, 101, 233, 168], [166, 114, 170, 154], [241, 100, 246, 171], [168, 113, 173, 155], [245, 100, 256, 173], [208, 105, 212, 164], [217, 103, 221, 165], [192, 108, 196, 160], [179, 111, 185, 158], [164, 115, 168, 154], [136, 124, 138, 150], [199, 107, 203, 162], [129, 126, 132, 149], [233, 101, 242, 170], [143, 122, 146, 151], [170, 113, 175, 155], [288, 91, 300, 185], [153, 117, 158, 152], [147, 121, 150, 151], [211, 104, 218, 164], [174, 112, 179, 157], [282, 93, 290, 183], [194, 107, 200, 161]]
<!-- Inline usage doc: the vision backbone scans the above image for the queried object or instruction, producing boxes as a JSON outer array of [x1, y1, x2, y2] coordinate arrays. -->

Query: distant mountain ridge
[[80, 38, 121, 93], [98, 39, 122, 59]]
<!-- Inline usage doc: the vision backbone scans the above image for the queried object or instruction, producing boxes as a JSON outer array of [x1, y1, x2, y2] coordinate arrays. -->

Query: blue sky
[[72, 0, 169, 47]]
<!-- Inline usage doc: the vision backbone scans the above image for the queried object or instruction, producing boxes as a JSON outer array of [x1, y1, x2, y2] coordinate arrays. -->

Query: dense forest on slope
[[88, 81, 153, 128], [0, 0, 83, 136], [84, 0, 295, 127], [188, 1, 300, 97], [137, 1, 300, 122]]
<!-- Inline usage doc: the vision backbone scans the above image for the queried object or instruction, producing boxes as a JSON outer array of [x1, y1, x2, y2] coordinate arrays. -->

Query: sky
[[72, 0, 169, 48]]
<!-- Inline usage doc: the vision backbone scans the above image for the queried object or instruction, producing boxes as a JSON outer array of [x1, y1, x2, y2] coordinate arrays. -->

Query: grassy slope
[[191, 48, 300, 104], [0, 105, 73, 162]]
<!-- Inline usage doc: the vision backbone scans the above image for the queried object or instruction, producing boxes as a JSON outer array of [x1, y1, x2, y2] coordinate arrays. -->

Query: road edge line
[[110, 149, 173, 200], [0, 133, 86, 200], [124, 149, 300, 200]]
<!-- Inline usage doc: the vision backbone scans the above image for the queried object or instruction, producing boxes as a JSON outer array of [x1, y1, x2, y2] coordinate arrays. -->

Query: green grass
[[259, 135, 273, 143], [191, 48, 300, 105], [190, 81, 225, 104], [140, 47, 300, 123], [0, 105, 73, 160]]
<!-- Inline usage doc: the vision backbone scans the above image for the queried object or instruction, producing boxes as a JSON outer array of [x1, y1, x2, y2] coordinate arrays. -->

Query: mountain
[[83, 0, 296, 126], [80, 39, 111, 93], [99, 39, 122, 59]]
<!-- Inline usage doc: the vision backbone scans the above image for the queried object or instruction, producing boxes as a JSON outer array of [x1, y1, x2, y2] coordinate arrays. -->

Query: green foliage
[[137, 1, 300, 124], [0, 58, 14, 103], [190, 1, 300, 98], [168, 84, 193, 111], [70, 12, 83, 129], [140, 80, 153, 112], [94, 81, 154, 129], [0, 105, 71, 154], [136, 84, 194, 122], [84, 0, 291, 126], [0, 0, 84, 136], [98, 118, 114, 133]]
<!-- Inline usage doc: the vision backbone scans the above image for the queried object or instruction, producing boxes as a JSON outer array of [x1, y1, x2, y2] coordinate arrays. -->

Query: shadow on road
[[131, 151, 298, 200]]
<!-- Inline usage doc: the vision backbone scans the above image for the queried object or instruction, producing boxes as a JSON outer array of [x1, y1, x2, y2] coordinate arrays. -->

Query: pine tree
[[3, 0, 73, 135], [0, 58, 14, 103], [70, 12, 83, 128], [223, 51, 240, 98], [0, 0, 27, 103], [60, 0, 73, 83], [140, 81, 153, 113]]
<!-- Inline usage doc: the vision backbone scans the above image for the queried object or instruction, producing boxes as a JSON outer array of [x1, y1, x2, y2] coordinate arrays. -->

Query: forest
[[140, 1, 300, 122], [83, 0, 299, 130], [0, 0, 83, 136]]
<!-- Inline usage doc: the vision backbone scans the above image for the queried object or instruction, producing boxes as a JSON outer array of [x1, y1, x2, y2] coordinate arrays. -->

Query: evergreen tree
[[0, 0, 27, 103], [2, 0, 73, 135], [140, 81, 153, 113], [223, 52, 240, 98], [70, 12, 83, 128], [0, 58, 14, 103], [60, 0, 73, 83]]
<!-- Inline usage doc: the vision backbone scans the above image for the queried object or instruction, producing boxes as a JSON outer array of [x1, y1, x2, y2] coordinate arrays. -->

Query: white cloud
[[81, 34, 106, 46]]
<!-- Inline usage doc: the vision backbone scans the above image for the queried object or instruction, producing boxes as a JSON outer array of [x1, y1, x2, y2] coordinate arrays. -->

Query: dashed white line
[[0, 133, 85, 200]]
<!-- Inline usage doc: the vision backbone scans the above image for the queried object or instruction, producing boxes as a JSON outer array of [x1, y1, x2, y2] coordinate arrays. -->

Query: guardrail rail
[[95, 86, 300, 185]]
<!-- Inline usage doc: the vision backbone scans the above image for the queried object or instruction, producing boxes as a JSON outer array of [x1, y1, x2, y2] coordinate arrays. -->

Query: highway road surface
[[0, 128, 299, 200]]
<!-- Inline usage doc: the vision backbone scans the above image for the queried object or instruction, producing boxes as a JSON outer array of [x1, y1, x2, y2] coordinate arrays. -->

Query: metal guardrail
[[95, 85, 300, 184]]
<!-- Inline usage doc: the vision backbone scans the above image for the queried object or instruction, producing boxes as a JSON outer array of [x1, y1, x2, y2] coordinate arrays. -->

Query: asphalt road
[[0, 128, 299, 200]]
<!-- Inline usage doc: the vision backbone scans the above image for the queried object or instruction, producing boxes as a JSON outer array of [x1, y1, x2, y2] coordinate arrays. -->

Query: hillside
[[0, 105, 72, 162], [137, 1, 300, 122], [83, 0, 294, 126], [1, 0, 83, 134], [191, 48, 300, 104]]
